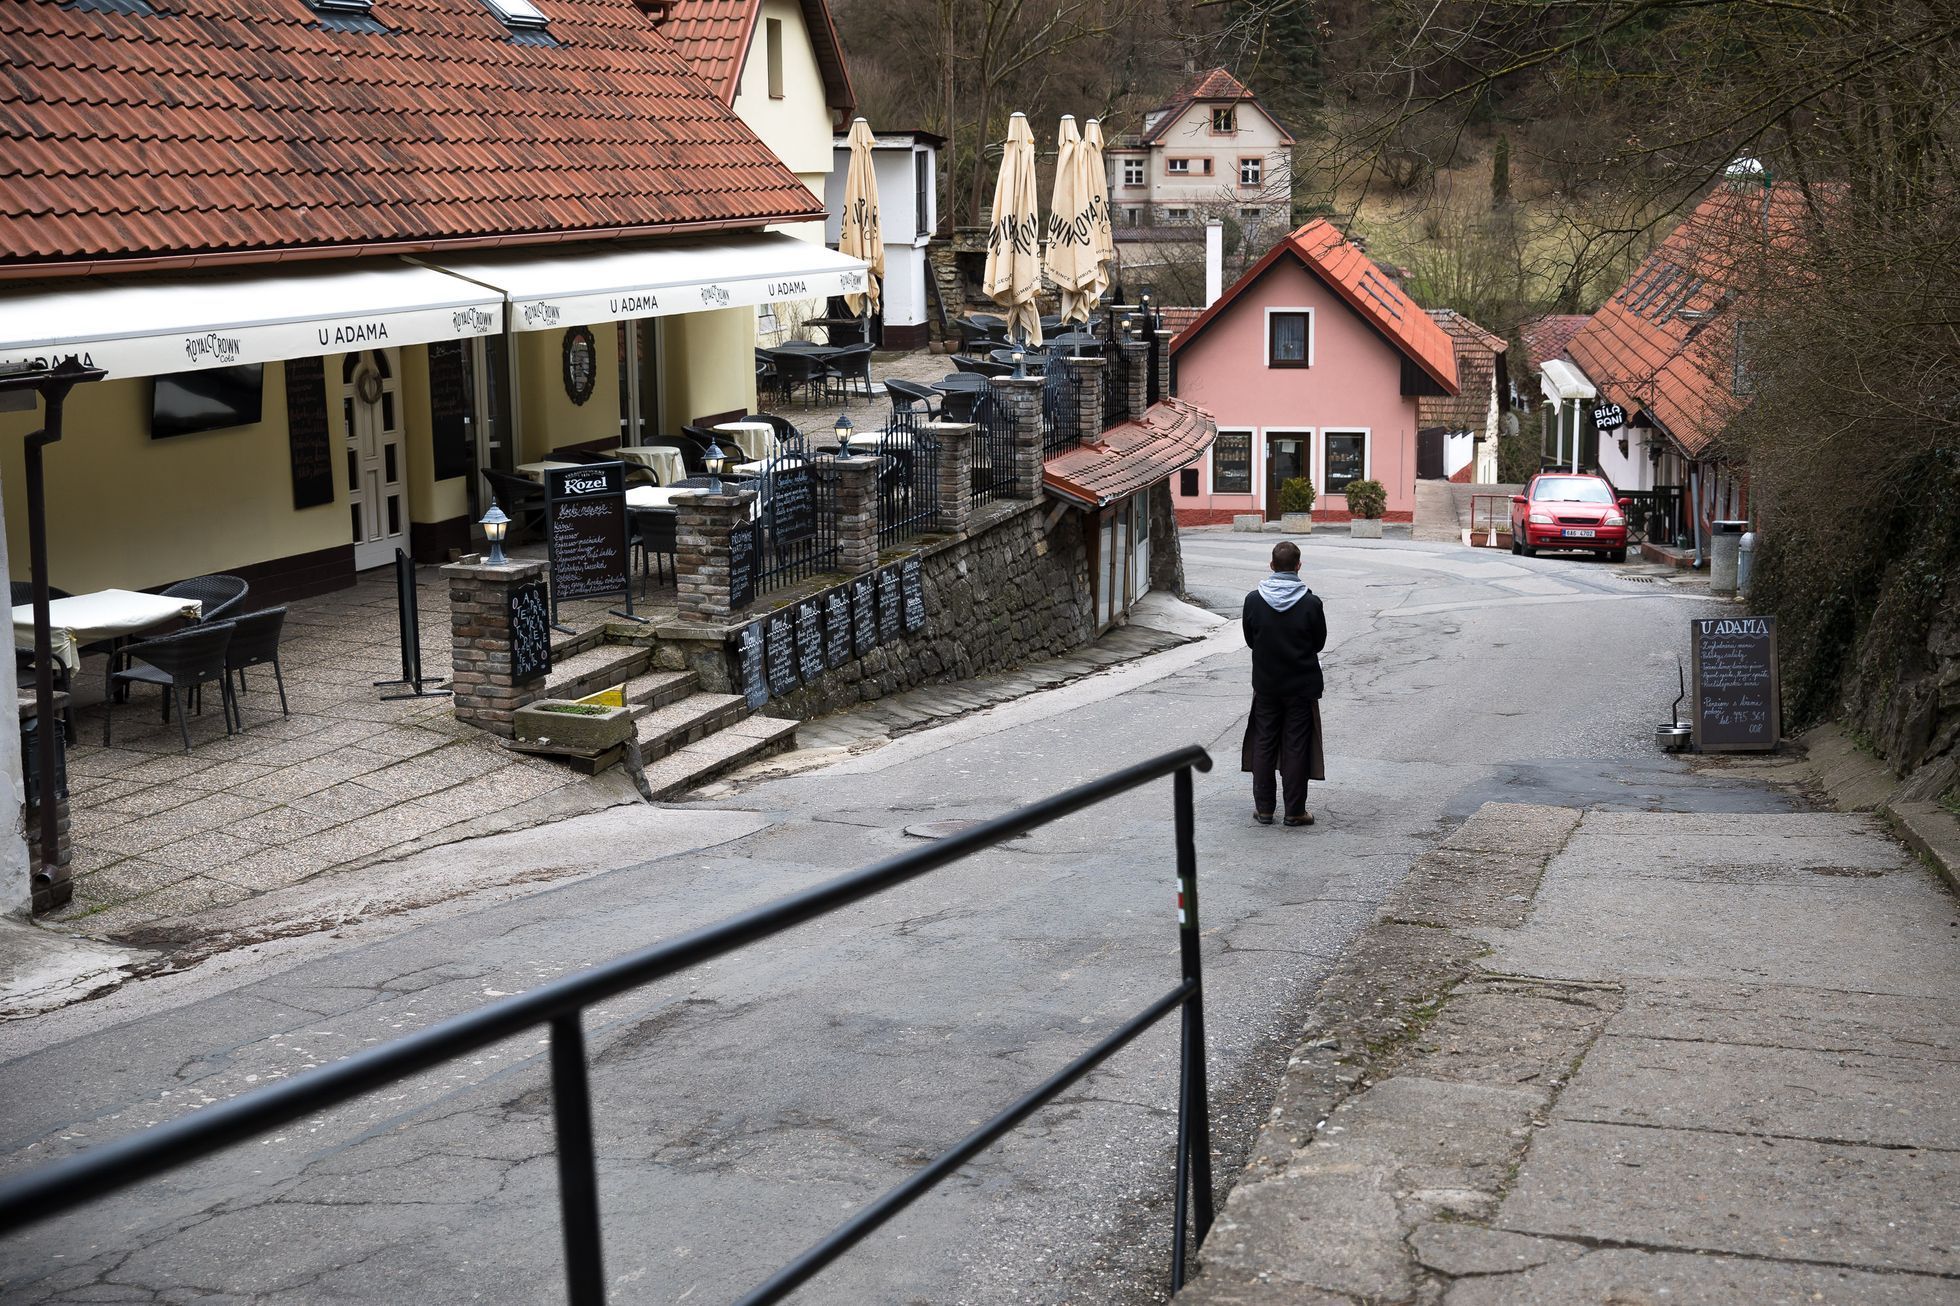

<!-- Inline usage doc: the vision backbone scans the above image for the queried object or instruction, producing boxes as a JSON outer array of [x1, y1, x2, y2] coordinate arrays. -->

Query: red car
[[1510, 473, 1630, 561]]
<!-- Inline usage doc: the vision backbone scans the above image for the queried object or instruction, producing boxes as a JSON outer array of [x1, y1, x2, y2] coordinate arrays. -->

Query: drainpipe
[[1688, 464, 1705, 568]]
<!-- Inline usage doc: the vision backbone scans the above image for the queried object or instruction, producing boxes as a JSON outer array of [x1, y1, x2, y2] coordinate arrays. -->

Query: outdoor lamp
[[479, 501, 511, 566], [704, 438, 727, 494], [834, 413, 855, 457]]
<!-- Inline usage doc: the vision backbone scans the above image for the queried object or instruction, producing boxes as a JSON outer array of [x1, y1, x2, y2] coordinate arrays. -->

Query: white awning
[[1540, 358, 1597, 403], [426, 233, 870, 331], [0, 261, 505, 381]]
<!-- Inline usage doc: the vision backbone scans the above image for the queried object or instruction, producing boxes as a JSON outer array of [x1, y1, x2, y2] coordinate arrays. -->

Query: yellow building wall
[[515, 323, 621, 461], [395, 345, 468, 526], [659, 309, 760, 429], [0, 367, 347, 595]]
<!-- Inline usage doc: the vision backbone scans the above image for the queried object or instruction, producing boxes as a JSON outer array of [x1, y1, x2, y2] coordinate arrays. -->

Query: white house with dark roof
[[1104, 68, 1294, 232]]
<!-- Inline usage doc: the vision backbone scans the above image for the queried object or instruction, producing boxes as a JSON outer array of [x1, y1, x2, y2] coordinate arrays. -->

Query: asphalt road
[[0, 532, 1794, 1305]]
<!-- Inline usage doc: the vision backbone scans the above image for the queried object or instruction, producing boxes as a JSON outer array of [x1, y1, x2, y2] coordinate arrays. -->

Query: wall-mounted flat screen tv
[[151, 364, 264, 440]]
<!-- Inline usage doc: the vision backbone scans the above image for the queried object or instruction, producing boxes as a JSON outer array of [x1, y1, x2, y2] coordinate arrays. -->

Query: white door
[[340, 348, 406, 571]]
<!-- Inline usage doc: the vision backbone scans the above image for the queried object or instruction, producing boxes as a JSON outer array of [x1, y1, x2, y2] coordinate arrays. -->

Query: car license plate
[[1562, 528, 1596, 538]]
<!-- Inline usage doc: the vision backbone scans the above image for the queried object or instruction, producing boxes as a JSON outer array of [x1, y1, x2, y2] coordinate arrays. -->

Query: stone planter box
[[1350, 518, 1384, 539], [1232, 514, 1265, 532], [1280, 512, 1314, 534], [513, 699, 635, 755]]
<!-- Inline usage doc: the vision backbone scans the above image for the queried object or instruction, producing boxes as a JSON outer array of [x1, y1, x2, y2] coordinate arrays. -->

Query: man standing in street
[[1242, 540, 1326, 826]]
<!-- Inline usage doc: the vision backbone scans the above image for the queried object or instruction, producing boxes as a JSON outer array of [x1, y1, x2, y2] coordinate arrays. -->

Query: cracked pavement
[[0, 532, 1777, 1304]]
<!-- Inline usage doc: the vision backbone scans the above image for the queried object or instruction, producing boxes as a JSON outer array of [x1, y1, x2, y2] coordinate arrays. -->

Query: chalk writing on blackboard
[[737, 623, 768, 710], [772, 461, 818, 547], [824, 588, 852, 669], [729, 521, 758, 611], [795, 601, 825, 684], [509, 580, 553, 683], [852, 577, 877, 655], [765, 611, 799, 695], [901, 558, 926, 633], [1691, 615, 1779, 752], [546, 463, 629, 607], [284, 357, 335, 510], [877, 568, 902, 643], [428, 342, 471, 482]]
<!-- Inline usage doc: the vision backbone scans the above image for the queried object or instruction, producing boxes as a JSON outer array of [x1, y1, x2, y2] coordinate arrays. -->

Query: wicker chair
[[482, 470, 548, 539], [224, 607, 290, 722], [629, 509, 679, 596], [160, 573, 249, 624], [770, 352, 826, 406], [823, 344, 875, 404], [106, 621, 236, 752], [885, 379, 941, 418], [953, 354, 1012, 377]]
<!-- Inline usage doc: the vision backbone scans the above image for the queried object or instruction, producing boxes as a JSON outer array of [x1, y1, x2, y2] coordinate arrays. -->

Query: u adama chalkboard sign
[[900, 558, 926, 633], [794, 601, 826, 684], [737, 622, 768, 710], [284, 357, 335, 510], [765, 611, 799, 696], [545, 462, 630, 611], [1691, 616, 1779, 752], [509, 580, 553, 684], [877, 568, 902, 644], [824, 589, 852, 669], [851, 576, 878, 655]]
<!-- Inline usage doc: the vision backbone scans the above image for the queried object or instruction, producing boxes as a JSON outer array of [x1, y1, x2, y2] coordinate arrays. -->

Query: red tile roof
[[1566, 181, 1812, 454], [1169, 219, 1459, 394], [1419, 308, 1506, 434], [660, 0, 853, 115], [1516, 313, 1591, 375], [1141, 66, 1294, 146], [0, 0, 826, 274], [1044, 398, 1217, 508]]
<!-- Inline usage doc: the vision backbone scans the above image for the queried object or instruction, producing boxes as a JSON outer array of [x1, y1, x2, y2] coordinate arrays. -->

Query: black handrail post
[[1170, 764, 1216, 1289], [550, 1014, 606, 1306]]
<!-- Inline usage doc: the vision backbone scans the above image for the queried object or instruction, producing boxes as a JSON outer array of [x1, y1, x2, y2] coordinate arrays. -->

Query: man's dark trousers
[[1248, 693, 1316, 819]]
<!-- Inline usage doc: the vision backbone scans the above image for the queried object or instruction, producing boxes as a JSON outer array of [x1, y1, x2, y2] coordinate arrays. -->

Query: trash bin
[[1738, 530, 1758, 596], [1710, 520, 1747, 595]]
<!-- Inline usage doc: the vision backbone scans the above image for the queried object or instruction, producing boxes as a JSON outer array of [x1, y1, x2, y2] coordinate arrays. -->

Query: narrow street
[[0, 534, 1783, 1304]]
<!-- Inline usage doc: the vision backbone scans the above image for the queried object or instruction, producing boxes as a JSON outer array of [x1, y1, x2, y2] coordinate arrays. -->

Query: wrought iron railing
[[1621, 485, 1687, 547], [874, 408, 940, 546], [751, 425, 838, 596], [0, 747, 1221, 1305], [970, 394, 1016, 506], [1042, 354, 1078, 459]]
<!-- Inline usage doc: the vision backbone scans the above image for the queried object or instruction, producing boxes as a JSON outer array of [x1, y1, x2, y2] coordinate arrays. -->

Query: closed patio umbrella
[[1044, 115, 1100, 328], [838, 117, 883, 320], [983, 111, 1043, 349], [1083, 118, 1116, 309]]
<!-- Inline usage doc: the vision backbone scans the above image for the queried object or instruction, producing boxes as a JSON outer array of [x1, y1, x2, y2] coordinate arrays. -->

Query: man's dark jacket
[[1243, 585, 1327, 699]]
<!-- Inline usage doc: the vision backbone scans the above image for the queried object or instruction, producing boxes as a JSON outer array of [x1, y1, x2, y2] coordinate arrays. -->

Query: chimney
[[1204, 219, 1223, 307]]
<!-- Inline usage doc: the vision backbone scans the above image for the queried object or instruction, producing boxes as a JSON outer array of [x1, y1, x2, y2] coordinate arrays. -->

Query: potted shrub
[[1278, 477, 1316, 534], [1344, 479, 1388, 538]]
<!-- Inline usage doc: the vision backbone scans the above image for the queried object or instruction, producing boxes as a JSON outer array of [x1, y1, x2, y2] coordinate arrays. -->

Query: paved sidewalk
[[1182, 801, 1960, 1305]]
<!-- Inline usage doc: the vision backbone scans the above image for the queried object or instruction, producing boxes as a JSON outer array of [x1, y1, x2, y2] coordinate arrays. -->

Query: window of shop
[[1323, 429, 1368, 495], [1265, 308, 1312, 367], [1213, 429, 1253, 494]]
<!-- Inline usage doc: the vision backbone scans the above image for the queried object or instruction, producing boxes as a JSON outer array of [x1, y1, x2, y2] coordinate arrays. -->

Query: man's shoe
[[1284, 812, 1315, 827], [1253, 811, 1274, 825]]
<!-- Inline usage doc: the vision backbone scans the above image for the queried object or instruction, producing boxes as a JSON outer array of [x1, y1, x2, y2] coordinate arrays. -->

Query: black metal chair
[[160, 573, 249, 624], [223, 607, 289, 723], [628, 509, 679, 596], [823, 345, 875, 404], [741, 413, 801, 447], [940, 388, 989, 422], [886, 379, 941, 418], [771, 352, 826, 406], [106, 621, 236, 753], [482, 470, 548, 539], [953, 354, 1013, 378]]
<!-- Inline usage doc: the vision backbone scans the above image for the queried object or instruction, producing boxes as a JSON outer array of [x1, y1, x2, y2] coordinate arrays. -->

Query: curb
[[1881, 800, 1960, 899]]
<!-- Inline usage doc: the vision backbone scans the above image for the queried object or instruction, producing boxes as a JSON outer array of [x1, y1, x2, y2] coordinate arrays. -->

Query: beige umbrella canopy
[[982, 112, 1043, 348], [1044, 115, 1101, 327], [838, 117, 883, 317], [1082, 118, 1116, 308]]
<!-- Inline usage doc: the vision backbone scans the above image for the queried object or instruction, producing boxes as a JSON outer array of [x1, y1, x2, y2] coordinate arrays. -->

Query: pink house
[[1167, 220, 1458, 523]]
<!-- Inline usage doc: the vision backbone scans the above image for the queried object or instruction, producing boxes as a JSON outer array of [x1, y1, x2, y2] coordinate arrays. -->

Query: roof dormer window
[[309, 0, 390, 32], [481, 0, 560, 42]]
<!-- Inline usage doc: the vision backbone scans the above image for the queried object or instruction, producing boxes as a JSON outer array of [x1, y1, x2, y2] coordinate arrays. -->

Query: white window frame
[[1238, 157, 1262, 188], [1122, 157, 1144, 187], [1166, 158, 1191, 175], [1317, 427, 1373, 497], [1262, 305, 1316, 368], [1164, 207, 1190, 223], [1210, 427, 1257, 497], [1210, 106, 1236, 134], [1124, 207, 1141, 226]]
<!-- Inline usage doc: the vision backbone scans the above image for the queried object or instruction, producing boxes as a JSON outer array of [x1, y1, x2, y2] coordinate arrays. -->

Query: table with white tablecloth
[[514, 460, 584, 481], [13, 590, 203, 672], [713, 422, 779, 463], [608, 446, 688, 486]]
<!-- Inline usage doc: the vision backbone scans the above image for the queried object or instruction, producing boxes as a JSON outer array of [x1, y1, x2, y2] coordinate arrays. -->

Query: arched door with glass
[[339, 348, 406, 570]]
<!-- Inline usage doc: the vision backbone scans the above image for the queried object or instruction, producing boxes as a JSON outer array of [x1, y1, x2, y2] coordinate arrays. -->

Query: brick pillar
[[1120, 339, 1149, 419], [674, 489, 758, 624], [1154, 329, 1175, 403], [928, 421, 975, 534], [828, 454, 879, 574], [989, 375, 1045, 500], [443, 556, 547, 737], [1067, 355, 1106, 444]]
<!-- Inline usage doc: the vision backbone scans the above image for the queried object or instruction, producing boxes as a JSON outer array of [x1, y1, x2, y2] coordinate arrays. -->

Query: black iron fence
[[1622, 485, 1687, 548], [874, 408, 941, 546], [0, 747, 1221, 1305], [970, 394, 1016, 506], [750, 427, 838, 597], [1042, 355, 1078, 459]]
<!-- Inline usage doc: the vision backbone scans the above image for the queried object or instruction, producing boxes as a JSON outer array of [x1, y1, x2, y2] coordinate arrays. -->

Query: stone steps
[[640, 714, 799, 800], [623, 669, 699, 716], [633, 692, 752, 764], [537, 644, 653, 703]]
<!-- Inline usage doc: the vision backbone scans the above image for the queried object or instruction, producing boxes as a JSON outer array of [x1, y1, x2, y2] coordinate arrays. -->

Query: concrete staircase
[[511, 629, 797, 797]]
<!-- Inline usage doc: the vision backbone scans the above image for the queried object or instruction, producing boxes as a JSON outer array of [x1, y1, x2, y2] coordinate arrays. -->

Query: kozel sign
[[556, 473, 611, 496]]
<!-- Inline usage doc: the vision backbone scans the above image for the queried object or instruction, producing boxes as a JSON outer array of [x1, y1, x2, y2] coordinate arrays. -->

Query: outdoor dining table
[[12, 589, 203, 673], [714, 421, 780, 463], [624, 486, 706, 510], [607, 445, 687, 486], [513, 460, 583, 481], [932, 373, 992, 394]]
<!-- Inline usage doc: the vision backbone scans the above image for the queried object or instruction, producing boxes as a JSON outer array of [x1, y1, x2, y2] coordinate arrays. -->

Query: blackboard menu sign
[[772, 461, 818, 547], [1691, 616, 1779, 752], [824, 589, 852, 668], [737, 622, 768, 710], [284, 357, 335, 510], [1325, 433, 1365, 495], [508, 580, 553, 684], [729, 520, 758, 611], [1212, 429, 1252, 494], [877, 568, 902, 643], [428, 341, 471, 482], [765, 611, 799, 695], [901, 558, 926, 633], [546, 462, 630, 604], [851, 576, 878, 655], [794, 601, 826, 684]]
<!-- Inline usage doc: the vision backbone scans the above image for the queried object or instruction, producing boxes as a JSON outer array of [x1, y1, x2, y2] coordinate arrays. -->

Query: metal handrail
[[0, 745, 1220, 1303]]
